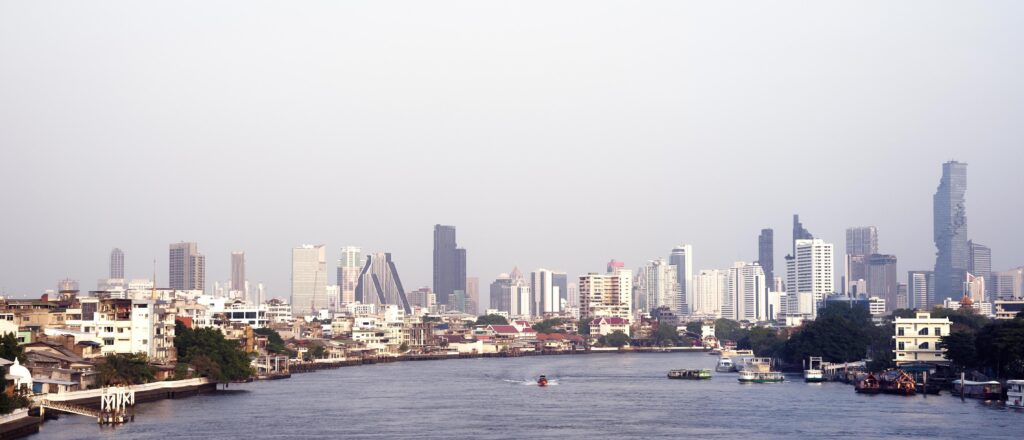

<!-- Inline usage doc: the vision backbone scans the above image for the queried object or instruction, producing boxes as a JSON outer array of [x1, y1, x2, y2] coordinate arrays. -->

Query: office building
[[933, 161, 969, 302], [758, 229, 774, 283], [169, 242, 205, 292], [337, 246, 362, 306], [230, 251, 245, 293], [531, 269, 560, 315], [110, 248, 124, 279], [433, 224, 467, 306], [968, 240, 992, 299], [866, 254, 898, 313], [792, 214, 813, 254], [786, 239, 834, 318], [993, 268, 1024, 300], [908, 270, 935, 310], [465, 277, 479, 315], [291, 245, 327, 315], [724, 262, 767, 322], [693, 269, 726, 318], [669, 245, 693, 314]]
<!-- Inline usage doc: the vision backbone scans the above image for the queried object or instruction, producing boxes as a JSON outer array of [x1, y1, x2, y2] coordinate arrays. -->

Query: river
[[30, 353, 1019, 439]]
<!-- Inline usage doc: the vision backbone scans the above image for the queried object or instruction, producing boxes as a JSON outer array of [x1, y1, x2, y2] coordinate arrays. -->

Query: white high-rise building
[[579, 267, 632, 321], [724, 262, 768, 322], [692, 269, 726, 317], [291, 245, 327, 315], [786, 239, 835, 318], [669, 245, 694, 314], [509, 267, 531, 318], [637, 259, 680, 315], [337, 246, 363, 306], [531, 269, 559, 316]]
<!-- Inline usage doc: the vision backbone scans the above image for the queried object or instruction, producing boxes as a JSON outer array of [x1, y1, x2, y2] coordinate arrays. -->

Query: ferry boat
[[1007, 380, 1024, 409], [537, 375, 548, 387], [716, 357, 734, 373], [952, 380, 1002, 400], [737, 358, 784, 383], [855, 373, 881, 394], [668, 369, 712, 380], [804, 357, 824, 383], [878, 370, 916, 396]]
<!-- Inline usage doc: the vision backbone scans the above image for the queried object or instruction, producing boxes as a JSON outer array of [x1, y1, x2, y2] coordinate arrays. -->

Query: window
[[918, 342, 929, 350], [103, 338, 114, 346], [897, 327, 905, 336], [935, 327, 941, 336], [918, 327, 929, 336], [898, 341, 905, 350]]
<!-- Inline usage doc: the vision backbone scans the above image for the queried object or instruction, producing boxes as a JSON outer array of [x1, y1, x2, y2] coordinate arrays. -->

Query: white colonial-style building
[[893, 312, 951, 365]]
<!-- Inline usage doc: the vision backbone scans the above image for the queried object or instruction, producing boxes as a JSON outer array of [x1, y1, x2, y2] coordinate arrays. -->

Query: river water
[[30, 353, 1018, 439]]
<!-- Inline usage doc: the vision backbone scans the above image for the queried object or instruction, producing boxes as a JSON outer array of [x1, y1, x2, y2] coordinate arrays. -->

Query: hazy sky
[[2, 1, 1022, 307]]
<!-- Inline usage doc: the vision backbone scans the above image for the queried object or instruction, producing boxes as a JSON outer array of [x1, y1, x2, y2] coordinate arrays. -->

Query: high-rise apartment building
[[907, 270, 935, 310], [637, 259, 680, 316], [968, 240, 992, 299], [758, 229, 774, 283], [723, 262, 767, 322], [110, 248, 124, 279], [291, 245, 327, 315], [337, 246, 362, 306], [355, 252, 412, 313], [669, 245, 693, 314], [786, 239, 834, 317], [933, 161, 969, 301], [230, 251, 246, 293], [169, 242, 205, 292], [693, 269, 726, 318], [579, 267, 632, 321], [433, 225, 467, 306], [531, 269, 560, 315]]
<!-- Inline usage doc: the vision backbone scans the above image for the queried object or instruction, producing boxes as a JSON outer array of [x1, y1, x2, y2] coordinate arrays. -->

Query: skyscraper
[[531, 269, 559, 315], [724, 262, 767, 322], [433, 225, 467, 305], [846, 227, 879, 257], [907, 270, 935, 310], [337, 246, 362, 306], [792, 215, 814, 255], [637, 259, 680, 316], [465, 277, 480, 315], [489, 274, 512, 314], [169, 242, 205, 292], [669, 245, 693, 314], [110, 248, 124, 279], [968, 240, 992, 300], [578, 268, 632, 321], [291, 245, 327, 315], [757, 229, 774, 283], [507, 267, 531, 317], [230, 251, 246, 293], [933, 161, 969, 301], [692, 269, 726, 318], [866, 254, 898, 313], [552, 272, 568, 309], [786, 239, 834, 317], [355, 252, 412, 313]]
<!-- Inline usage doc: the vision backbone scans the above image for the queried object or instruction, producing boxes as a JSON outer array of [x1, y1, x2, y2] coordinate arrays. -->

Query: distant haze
[[1, 1, 1022, 306]]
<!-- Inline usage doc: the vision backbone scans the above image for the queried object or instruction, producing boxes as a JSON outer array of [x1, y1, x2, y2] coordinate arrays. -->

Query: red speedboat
[[537, 375, 548, 386]]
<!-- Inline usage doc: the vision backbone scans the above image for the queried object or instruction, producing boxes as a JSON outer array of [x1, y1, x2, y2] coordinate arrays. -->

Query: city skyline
[[2, 3, 1023, 302]]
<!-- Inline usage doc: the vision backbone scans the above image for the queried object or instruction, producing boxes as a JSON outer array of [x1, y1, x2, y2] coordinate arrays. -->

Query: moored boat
[[855, 373, 881, 394], [1007, 380, 1024, 409], [804, 357, 824, 383], [879, 370, 916, 396], [737, 358, 784, 383], [952, 380, 1002, 400], [716, 357, 734, 373], [668, 369, 712, 380]]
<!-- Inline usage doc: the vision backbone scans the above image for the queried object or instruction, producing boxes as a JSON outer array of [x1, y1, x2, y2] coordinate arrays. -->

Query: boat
[[537, 375, 548, 387], [668, 369, 712, 380], [737, 358, 784, 383], [952, 380, 1002, 400], [1007, 380, 1024, 409], [855, 373, 881, 394], [715, 357, 734, 373], [878, 370, 916, 396], [804, 357, 824, 383]]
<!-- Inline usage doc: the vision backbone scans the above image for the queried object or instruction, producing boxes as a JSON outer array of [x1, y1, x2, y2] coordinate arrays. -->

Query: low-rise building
[[893, 312, 951, 365], [590, 317, 630, 337]]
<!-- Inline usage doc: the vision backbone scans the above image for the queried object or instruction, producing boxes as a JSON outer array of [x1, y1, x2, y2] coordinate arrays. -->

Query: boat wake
[[503, 379, 558, 386]]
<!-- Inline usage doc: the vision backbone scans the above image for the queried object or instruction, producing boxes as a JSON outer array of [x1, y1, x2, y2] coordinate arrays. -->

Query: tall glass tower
[[933, 161, 968, 302]]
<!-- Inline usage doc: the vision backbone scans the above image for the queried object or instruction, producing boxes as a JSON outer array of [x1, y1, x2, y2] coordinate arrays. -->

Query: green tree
[[532, 318, 566, 334], [578, 319, 591, 336], [474, 314, 509, 326], [782, 305, 876, 365], [713, 319, 747, 343], [0, 333, 24, 363], [599, 331, 630, 348], [254, 328, 288, 354], [740, 327, 783, 357], [974, 318, 1024, 378], [940, 330, 977, 370], [685, 322, 702, 337], [652, 324, 680, 347], [174, 321, 254, 383], [97, 353, 156, 386], [929, 307, 990, 333]]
